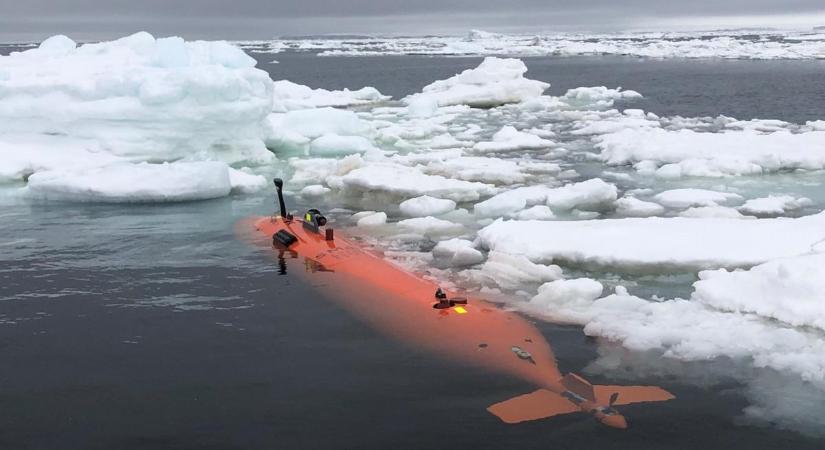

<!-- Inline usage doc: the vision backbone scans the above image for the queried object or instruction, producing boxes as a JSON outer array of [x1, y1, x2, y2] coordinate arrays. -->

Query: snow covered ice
[[0, 32, 272, 201], [477, 213, 825, 272], [271, 80, 389, 112]]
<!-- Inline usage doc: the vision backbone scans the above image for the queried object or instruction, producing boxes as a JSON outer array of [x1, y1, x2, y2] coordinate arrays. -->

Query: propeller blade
[[609, 392, 620, 406]]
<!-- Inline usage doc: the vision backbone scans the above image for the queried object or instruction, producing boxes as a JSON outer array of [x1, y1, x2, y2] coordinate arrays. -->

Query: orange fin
[[594, 385, 675, 406], [487, 389, 580, 424], [561, 373, 595, 401]]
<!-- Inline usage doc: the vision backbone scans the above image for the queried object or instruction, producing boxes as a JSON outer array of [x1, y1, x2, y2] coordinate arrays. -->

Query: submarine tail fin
[[594, 385, 675, 406], [487, 389, 579, 424]]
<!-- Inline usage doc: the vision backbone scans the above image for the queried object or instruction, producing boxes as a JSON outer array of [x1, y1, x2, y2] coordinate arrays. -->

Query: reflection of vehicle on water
[[242, 179, 675, 429]]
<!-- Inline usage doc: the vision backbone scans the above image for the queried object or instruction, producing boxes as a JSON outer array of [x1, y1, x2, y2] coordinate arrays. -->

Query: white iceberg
[[0, 33, 274, 168], [561, 86, 642, 109], [404, 57, 549, 108]]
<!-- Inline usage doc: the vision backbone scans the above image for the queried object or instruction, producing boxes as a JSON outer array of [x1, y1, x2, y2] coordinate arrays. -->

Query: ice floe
[[355, 211, 388, 227], [432, 238, 485, 267], [271, 80, 389, 112], [337, 163, 496, 202], [652, 189, 743, 209], [399, 195, 457, 217], [0, 32, 275, 202], [473, 179, 616, 218], [474, 251, 563, 290], [615, 197, 666, 217], [25, 162, 233, 203], [693, 253, 825, 332], [477, 212, 825, 272], [397, 216, 464, 238], [0, 32, 273, 165], [739, 195, 813, 216], [561, 87, 642, 109], [472, 126, 555, 153], [404, 57, 549, 108], [597, 127, 825, 177], [572, 290, 825, 383]]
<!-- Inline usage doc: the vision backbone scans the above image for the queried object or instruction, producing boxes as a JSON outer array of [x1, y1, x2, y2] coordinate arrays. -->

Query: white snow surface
[[404, 57, 549, 107]]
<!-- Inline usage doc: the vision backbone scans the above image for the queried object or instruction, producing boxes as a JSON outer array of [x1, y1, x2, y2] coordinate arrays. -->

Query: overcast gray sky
[[2, 0, 825, 41]]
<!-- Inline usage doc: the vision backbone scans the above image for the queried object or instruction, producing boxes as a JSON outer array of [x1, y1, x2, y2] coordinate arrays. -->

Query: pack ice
[[0, 32, 273, 200]]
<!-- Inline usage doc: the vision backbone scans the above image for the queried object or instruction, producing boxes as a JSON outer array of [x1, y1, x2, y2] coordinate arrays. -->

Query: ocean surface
[[2, 49, 825, 449]]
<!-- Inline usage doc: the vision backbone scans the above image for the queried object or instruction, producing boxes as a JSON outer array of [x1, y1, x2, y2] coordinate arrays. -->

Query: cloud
[[2, 0, 825, 41]]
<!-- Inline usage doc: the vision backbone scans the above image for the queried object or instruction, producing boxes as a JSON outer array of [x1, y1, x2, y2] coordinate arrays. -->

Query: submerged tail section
[[487, 389, 579, 424]]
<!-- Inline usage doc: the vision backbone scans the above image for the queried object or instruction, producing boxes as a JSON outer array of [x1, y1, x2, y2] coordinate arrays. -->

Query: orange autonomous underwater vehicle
[[245, 179, 675, 429]]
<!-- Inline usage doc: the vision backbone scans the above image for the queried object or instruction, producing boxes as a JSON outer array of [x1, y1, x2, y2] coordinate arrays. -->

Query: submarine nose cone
[[601, 414, 628, 429]]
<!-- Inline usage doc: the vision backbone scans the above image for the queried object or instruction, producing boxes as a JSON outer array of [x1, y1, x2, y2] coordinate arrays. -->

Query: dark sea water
[[262, 53, 825, 124], [2, 50, 825, 449]]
